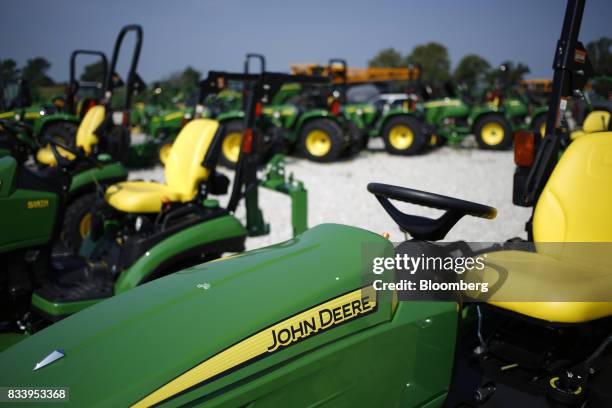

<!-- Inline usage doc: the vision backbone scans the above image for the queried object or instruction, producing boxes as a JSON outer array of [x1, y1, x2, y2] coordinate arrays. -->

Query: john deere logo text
[[267, 288, 376, 352], [132, 286, 377, 408], [27, 199, 49, 209]]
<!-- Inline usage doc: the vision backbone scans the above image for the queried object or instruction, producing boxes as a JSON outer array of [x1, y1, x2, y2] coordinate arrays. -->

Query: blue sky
[[1, 0, 610, 83]]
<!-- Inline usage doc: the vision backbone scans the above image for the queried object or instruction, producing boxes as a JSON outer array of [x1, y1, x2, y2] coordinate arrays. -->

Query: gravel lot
[[129, 137, 532, 250]]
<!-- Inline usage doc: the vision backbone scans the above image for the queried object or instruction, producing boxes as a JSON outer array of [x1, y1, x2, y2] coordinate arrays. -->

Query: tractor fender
[[295, 109, 334, 133], [531, 106, 548, 119], [114, 215, 247, 294], [468, 107, 500, 127], [68, 162, 127, 197], [35, 113, 79, 136], [217, 110, 245, 123]]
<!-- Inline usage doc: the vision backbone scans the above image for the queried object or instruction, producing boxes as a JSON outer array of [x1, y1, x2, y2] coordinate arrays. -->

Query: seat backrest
[[533, 131, 612, 243], [76, 105, 105, 154], [164, 119, 219, 200], [582, 110, 610, 134]]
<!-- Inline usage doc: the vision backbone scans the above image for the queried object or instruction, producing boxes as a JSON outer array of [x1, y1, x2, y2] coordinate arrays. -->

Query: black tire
[[298, 118, 344, 162], [382, 115, 426, 155], [432, 134, 447, 147], [219, 120, 245, 169], [531, 114, 548, 139], [60, 192, 98, 253], [345, 121, 367, 158], [474, 114, 512, 150], [42, 121, 77, 146]]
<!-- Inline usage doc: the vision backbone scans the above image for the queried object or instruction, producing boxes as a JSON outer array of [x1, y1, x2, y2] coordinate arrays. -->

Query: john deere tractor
[[28, 25, 149, 251], [0, 50, 108, 149], [1, 2, 612, 408], [422, 75, 550, 150], [217, 54, 360, 167], [0, 69, 310, 350], [326, 59, 432, 155]]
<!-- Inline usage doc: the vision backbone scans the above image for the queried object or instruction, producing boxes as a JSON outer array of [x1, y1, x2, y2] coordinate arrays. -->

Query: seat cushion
[[105, 181, 181, 213], [467, 250, 612, 323]]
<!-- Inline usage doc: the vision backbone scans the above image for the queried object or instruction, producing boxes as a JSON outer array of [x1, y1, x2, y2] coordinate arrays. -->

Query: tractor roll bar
[[244, 54, 266, 75], [67, 50, 108, 114], [105, 24, 143, 110], [521, 0, 587, 206]]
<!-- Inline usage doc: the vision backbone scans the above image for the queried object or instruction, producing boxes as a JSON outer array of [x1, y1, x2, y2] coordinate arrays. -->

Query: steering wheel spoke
[[367, 182, 496, 241]]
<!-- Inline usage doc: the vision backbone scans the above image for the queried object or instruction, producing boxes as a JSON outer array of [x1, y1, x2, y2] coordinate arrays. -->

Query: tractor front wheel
[[474, 115, 512, 150], [60, 192, 98, 253], [219, 120, 245, 169], [298, 119, 344, 162], [382, 116, 426, 155]]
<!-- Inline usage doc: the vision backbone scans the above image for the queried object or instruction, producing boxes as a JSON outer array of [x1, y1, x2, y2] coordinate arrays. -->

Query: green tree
[[586, 37, 612, 75], [486, 61, 530, 88], [0, 59, 19, 82], [80, 60, 107, 82], [368, 48, 405, 68], [406, 42, 451, 85], [586, 37, 612, 98], [454, 54, 490, 89], [179, 66, 201, 98], [22, 57, 55, 87]]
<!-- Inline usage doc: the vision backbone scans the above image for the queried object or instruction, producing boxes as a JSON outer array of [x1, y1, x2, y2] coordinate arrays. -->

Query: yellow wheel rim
[[389, 125, 414, 150], [79, 212, 92, 239], [539, 123, 546, 138], [305, 130, 332, 157], [222, 132, 243, 163], [481, 122, 505, 145], [158, 143, 172, 164]]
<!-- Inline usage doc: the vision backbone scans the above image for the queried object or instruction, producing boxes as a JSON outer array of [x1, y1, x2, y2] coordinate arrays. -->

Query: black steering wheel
[[367, 182, 496, 240]]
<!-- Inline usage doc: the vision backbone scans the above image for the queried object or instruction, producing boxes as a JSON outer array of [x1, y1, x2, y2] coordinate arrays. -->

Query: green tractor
[[0, 50, 108, 148], [0, 69, 310, 349], [128, 103, 191, 167], [0, 44, 130, 253], [217, 54, 361, 167], [422, 77, 549, 150], [327, 59, 432, 155], [2, 2, 611, 407]]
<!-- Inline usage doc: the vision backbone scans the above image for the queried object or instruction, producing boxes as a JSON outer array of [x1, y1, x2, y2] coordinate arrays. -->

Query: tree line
[[368, 37, 611, 96], [1, 37, 609, 104]]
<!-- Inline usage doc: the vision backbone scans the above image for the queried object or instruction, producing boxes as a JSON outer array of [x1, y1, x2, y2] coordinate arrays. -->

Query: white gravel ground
[[128, 137, 532, 250]]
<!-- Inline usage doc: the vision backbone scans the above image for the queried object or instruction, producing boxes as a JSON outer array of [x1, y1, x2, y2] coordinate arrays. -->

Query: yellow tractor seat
[[105, 119, 219, 213], [570, 110, 610, 140], [36, 105, 106, 166], [469, 249, 612, 323], [476, 131, 612, 323]]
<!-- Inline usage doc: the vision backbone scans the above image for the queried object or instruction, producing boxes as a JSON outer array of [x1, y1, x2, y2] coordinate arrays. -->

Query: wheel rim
[[158, 143, 172, 164], [389, 125, 414, 150], [481, 122, 505, 145], [305, 130, 332, 157], [79, 212, 92, 239], [222, 132, 243, 163]]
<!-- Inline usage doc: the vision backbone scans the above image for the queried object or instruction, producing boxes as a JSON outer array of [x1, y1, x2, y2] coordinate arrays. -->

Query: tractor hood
[[0, 223, 394, 407]]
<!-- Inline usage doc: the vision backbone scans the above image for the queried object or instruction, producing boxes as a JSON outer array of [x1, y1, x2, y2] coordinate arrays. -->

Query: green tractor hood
[[0, 224, 395, 407]]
